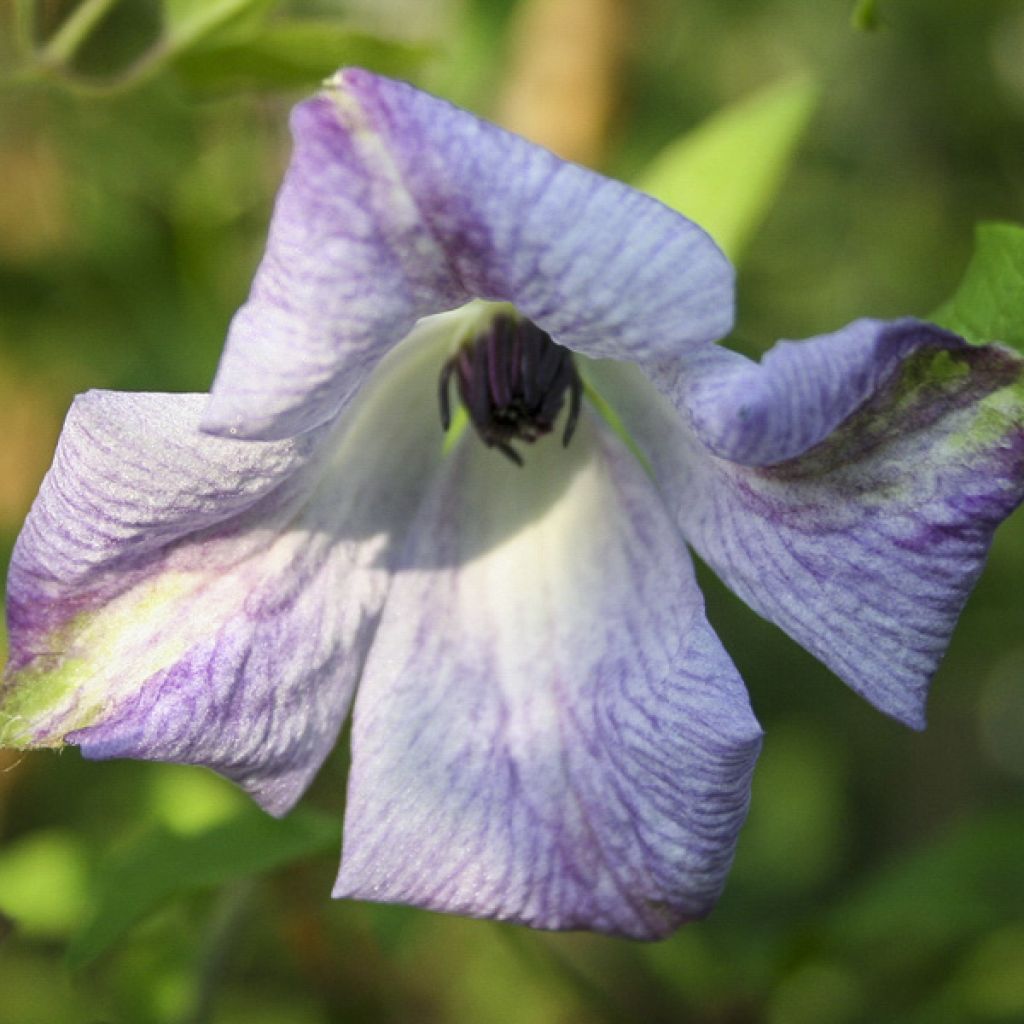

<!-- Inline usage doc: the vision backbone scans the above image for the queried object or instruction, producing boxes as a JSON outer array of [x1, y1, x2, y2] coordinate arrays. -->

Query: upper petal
[[204, 68, 733, 441], [595, 323, 1024, 729], [336, 410, 761, 939], [2, 318, 454, 812]]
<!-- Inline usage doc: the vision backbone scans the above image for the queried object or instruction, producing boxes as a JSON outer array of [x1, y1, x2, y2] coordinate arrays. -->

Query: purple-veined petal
[[591, 323, 1024, 729], [4, 392, 320, 672], [676, 318, 982, 465], [336, 412, 762, 938], [1, 318, 454, 812], [204, 68, 733, 441]]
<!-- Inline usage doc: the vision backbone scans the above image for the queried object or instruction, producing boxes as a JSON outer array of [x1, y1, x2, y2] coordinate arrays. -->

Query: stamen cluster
[[438, 315, 583, 465]]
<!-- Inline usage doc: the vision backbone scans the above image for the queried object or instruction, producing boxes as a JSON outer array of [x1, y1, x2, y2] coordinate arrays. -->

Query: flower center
[[438, 314, 583, 466]]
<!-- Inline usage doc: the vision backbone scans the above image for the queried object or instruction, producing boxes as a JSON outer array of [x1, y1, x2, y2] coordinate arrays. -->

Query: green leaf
[[635, 76, 817, 264], [67, 805, 338, 968], [828, 811, 1024, 961], [933, 222, 1024, 351], [172, 19, 432, 93], [160, 0, 271, 54]]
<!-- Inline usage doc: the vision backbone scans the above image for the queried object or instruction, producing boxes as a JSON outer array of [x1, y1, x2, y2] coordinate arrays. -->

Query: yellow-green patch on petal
[[2, 564, 257, 747]]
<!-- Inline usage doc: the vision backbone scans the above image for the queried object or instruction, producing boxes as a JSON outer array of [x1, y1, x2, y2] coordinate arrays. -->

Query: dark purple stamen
[[439, 315, 583, 466]]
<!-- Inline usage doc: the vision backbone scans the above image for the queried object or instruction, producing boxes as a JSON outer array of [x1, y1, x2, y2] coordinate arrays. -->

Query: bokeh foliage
[[1, 1, 1023, 1022]]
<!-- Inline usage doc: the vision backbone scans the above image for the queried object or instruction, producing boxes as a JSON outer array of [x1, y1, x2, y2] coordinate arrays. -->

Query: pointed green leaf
[[67, 805, 338, 968], [933, 222, 1024, 351], [636, 76, 817, 264]]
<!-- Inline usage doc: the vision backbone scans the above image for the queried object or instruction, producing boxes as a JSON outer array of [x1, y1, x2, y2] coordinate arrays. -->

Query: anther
[[438, 315, 583, 465]]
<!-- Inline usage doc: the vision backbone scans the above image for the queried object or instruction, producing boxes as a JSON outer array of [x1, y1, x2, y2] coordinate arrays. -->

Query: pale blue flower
[[3, 70, 1022, 938]]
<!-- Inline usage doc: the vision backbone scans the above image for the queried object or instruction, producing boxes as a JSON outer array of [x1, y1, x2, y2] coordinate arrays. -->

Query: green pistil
[[581, 379, 655, 481], [442, 403, 470, 454]]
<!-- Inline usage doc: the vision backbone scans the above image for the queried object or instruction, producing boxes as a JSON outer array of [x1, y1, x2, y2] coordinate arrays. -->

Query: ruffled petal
[[4, 391, 320, 671], [648, 323, 1024, 728], [204, 68, 733, 441], [2, 319, 453, 812], [336, 412, 762, 938], [678, 318, 981, 464]]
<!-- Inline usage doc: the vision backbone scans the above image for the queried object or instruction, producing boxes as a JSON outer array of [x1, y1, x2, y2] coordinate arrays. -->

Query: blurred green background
[[1, 0, 1023, 1022]]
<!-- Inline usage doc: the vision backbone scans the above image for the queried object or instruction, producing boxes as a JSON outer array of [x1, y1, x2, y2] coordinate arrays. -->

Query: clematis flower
[[3, 69, 1023, 940]]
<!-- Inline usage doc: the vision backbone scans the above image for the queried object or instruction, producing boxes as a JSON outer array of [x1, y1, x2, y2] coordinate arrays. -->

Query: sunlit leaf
[[933, 222, 1024, 351], [636, 76, 817, 264], [160, 0, 271, 53], [172, 19, 432, 93], [67, 806, 338, 968], [0, 830, 89, 938], [148, 764, 249, 835]]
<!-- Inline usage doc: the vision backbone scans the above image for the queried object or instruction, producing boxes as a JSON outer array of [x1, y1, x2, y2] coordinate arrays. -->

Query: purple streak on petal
[[2, 392, 357, 806], [675, 319, 976, 466], [336, 413, 761, 938], [204, 70, 733, 441], [5, 391, 320, 672], [4, 323, 453, 808], [660, 325, 1024, 728], [202, 94, 464, 440], [67, 526, 379, 815], [343, 69, 733, 360]]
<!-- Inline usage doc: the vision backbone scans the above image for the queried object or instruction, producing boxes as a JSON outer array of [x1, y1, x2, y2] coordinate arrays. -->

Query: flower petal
[[2, 319, 453, 812], [642, 322, 1024, 728], [678, 318, 984, 465], [336, 412, 762, 938], [204, 68, 733, 441], [4, 391, 320, 672]]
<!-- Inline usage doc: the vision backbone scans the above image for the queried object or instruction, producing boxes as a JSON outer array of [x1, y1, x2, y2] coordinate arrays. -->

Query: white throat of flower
[[431, 301, 652, 477]]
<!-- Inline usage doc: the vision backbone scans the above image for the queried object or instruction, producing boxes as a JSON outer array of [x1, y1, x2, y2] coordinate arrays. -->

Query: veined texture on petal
[[204, 68, 733, 441], [599, 322, 1024, 729], [337, 410, 762, 938], [1, 318, 456, 813], [678, 318, 987, 465]]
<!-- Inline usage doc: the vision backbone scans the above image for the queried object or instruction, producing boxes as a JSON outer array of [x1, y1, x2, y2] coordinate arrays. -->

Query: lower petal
[[336, 413, 762, 938]]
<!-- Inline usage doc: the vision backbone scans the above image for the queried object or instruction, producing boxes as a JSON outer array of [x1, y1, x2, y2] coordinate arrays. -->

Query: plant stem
[[39, 0, 122, 67]]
